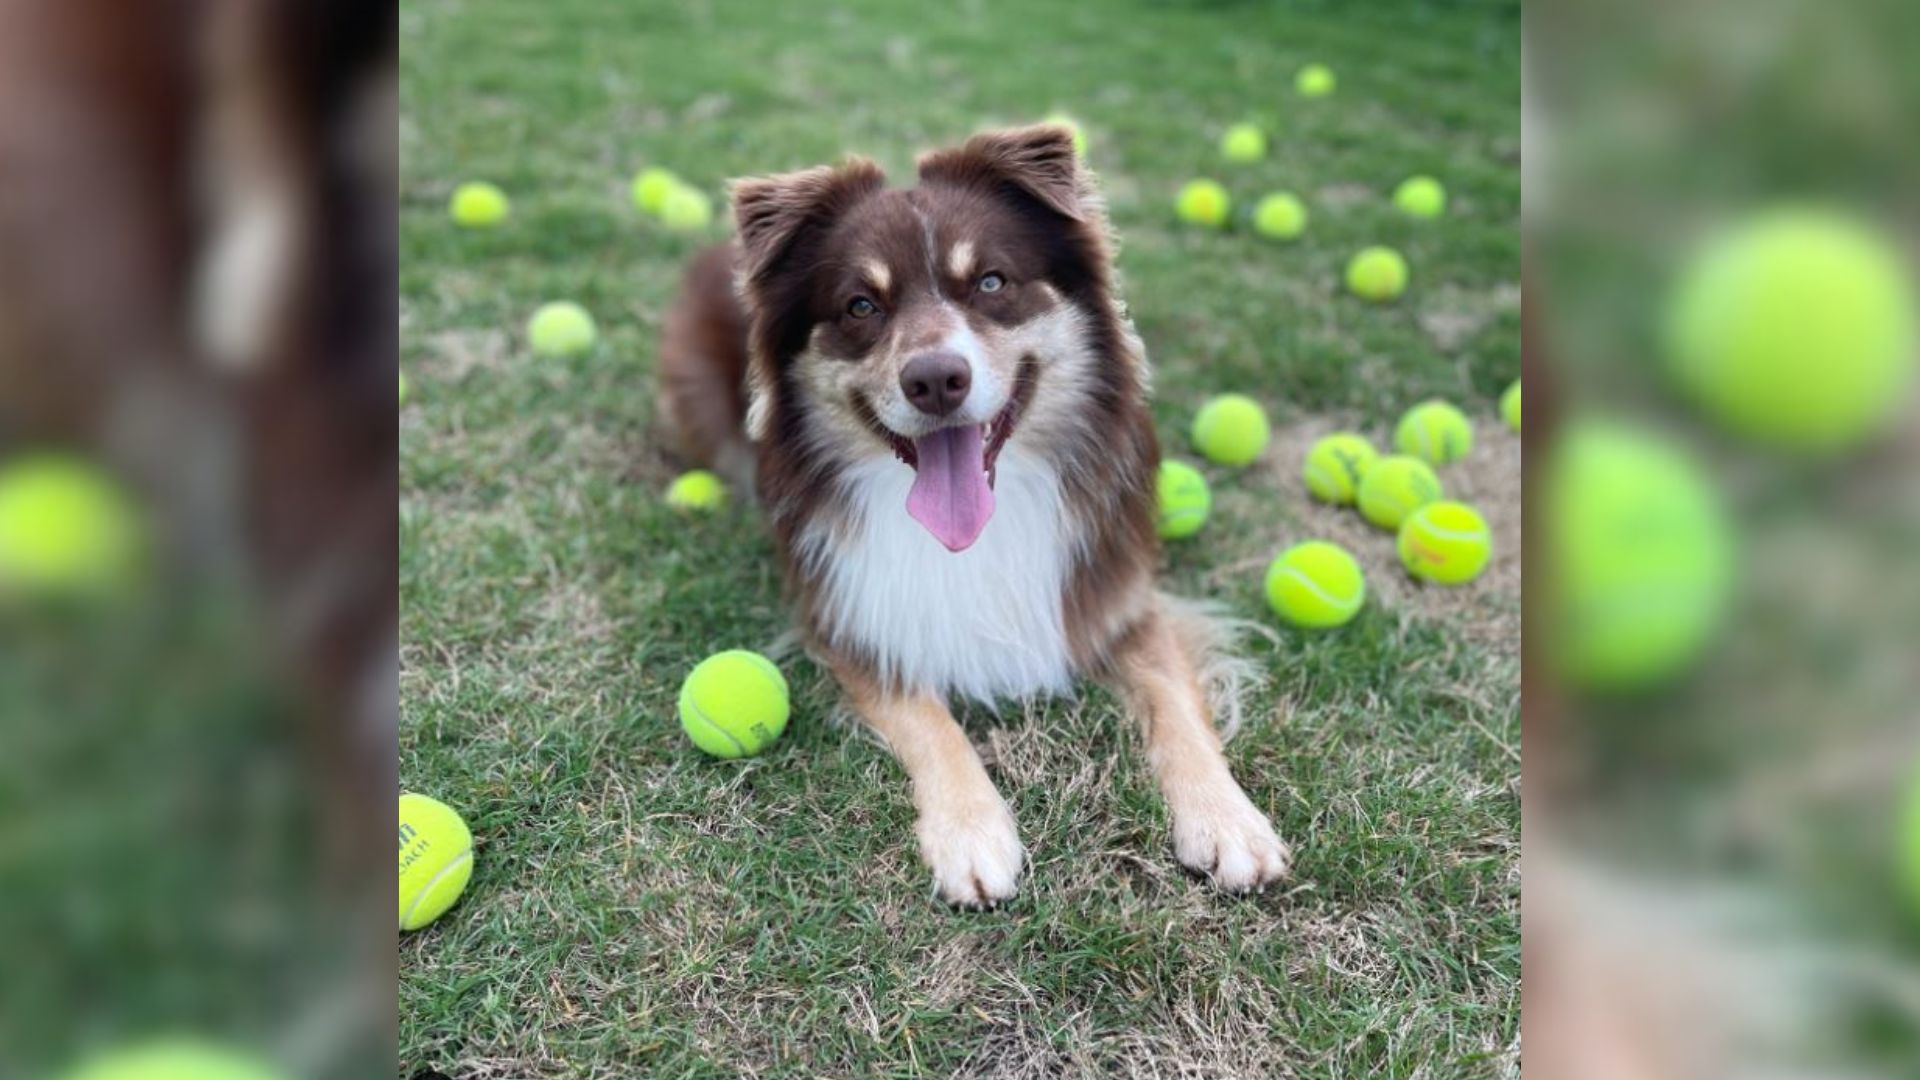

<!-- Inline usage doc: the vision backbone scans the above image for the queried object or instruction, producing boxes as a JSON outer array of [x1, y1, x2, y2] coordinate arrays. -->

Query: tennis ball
[[659, 184, 714, 231], [398, 793, 473, 931], [1156, 460, 1211, 540], [1347, 246, 1409, 302], [1296, 63, 1336, 98], [1265, 541, 1365, 629], [448, 181, 509, 227], [1398, 501, 1491, 585], [631, 167, 680, 215], [1666, 207, 1918, 454], [1253, 193, 1308, 240], [1175, 179, 1231, 229], [1501, 379, 1522, 431], [1043, 112, 1088, 156], [679, 650, 790, 759], [1393, 399, 1474, 465], [0, 455, 142, 601], [527, 301, 596, 358], [1393, 176, 1447, 219], [1191, 394, 1271, 467], [1302, 432, 1378, 505], [1357, 454, 1442, 530], [666, 469, 727, 511], [1220, 123, 1267, 163], [60, 1040, 284, 1080], [1547, 421, 1732, 692]]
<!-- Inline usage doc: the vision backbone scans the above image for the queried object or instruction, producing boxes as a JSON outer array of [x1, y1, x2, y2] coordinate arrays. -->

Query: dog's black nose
[[900, 352, 972, 417]]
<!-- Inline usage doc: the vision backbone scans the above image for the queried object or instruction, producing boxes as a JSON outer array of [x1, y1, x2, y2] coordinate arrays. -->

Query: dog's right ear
[[729, 159, 886, 285]]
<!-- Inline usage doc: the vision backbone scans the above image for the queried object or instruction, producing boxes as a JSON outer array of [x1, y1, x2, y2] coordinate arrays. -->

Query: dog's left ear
[[917, 124, 1089, 222]]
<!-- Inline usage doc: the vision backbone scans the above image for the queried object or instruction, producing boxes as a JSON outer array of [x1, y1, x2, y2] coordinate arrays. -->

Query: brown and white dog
[[659, 125, 1289, 906]]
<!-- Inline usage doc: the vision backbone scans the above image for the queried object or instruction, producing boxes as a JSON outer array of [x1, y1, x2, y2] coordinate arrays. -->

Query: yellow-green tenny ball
[[399, 792, 473, 931], [660, 184, 714, 231], [1296, 63, 1336, 98], [631, 167, 680, 216], [1265, 541, 1365, 629], [1042, 112, 1088, 156], [1301, 432, 1378, 505], [1191, 394, 1270, 466], [1665, 207, 1917, 454], [1175, 179, 1231, 229], [1156, 460, 1211, 540], [449, 181, 509, 227], [1393, 176, 1447, 219], [0, 454, 143, 601], [527, 301, 597, 358], [1398, 501, 1491, 585], [1393, 399, 1474, 465], [1347, 246, 1408, 302], [1546, 421, 1732, 693], [666, 469, 728, 511], [1220, 123, 1267, 163], [1253, 193, 1308, 240], [1357, 454, 1442, 530], [59, 1039, 285, 1080], [679, 650, 790, 759], [1501, 379, 1522, 431]]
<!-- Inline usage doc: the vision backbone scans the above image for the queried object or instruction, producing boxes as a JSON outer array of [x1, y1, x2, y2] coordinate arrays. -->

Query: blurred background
[[1527, 0, 1920, 1075], [0, 3, 394, 1079]]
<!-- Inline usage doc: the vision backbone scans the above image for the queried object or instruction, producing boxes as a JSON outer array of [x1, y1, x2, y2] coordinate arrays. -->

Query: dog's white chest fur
[[801, 450, 1077, 703]]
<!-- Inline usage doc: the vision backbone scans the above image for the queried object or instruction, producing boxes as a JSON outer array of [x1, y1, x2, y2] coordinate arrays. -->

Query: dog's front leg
[[836, 667, 1024, 908], [1108, 610, 1291, 892]]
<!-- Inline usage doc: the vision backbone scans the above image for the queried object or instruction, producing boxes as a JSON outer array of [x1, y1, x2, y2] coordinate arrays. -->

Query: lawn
[[399, 1, 1522, 1076]]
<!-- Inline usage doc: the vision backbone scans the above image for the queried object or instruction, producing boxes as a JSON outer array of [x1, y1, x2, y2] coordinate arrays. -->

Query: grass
[[399, 0, 1522, 1076]]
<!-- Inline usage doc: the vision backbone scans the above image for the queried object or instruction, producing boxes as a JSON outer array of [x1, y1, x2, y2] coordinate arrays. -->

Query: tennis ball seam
[[682, 699, 750, 757], [400, 848, 471, 930], [1273, 566, 1361, 611], [1409, 520, 1488, 544]]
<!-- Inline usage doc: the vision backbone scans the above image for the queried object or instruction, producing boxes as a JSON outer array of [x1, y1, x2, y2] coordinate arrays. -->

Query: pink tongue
[[905, 424, 995, 552]]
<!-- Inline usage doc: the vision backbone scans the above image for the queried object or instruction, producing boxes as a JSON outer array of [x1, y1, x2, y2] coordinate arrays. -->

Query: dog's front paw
[[1170, 781, 1291, 893], [916, 792, 1024, 909]]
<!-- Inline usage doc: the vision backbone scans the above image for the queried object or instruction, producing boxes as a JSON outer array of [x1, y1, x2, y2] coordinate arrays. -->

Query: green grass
[[400, 0, 1521, 1075]]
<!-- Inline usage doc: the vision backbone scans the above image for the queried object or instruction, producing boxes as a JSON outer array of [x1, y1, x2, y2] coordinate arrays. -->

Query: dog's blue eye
[[978, 272, 1005, 293], [847, 297, 878, 319]]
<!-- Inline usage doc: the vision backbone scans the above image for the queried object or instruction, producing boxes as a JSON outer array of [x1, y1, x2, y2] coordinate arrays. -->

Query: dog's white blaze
[[860, 258, 891, 294], [946, 239, 975, 281], [803, 448, 1077, 704]]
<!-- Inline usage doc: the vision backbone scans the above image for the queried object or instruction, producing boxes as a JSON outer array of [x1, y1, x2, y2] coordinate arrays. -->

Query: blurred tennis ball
[[631, 167, 680, 216], [1398, 501, 1491, 585], [659, 184, 714, 231], [1666, 208, 1918, 454], [1043, 112, 1088, 156], [1265, 541, 1365, 629], [1175, 179, 1231, 229], [666, 469, 727, 511], [1301, 432, 1378, 505], [1346, 246, 1408, 302], [1219, 123, 1267, 163], [398, 793, 474, 931], [1191, 394, 1270, 466], [59, 1039, 284, 1080], [399, 371, 408, 405], [679, 650, 790, 759], [1156, 460, 1211, 540], [0, 455, 143, 601], [1547, 421, 1733, 692], [1357, 454, 1442, 530], [1501, 379, 1522, 431], [448, 181, 509, 227], [1253, 193, 1308, 240], [527, 301, 596, 358], [1393, 400, 1474, 465], [1296, 63, 1336, 97], [1393, 176, 1447, 219]]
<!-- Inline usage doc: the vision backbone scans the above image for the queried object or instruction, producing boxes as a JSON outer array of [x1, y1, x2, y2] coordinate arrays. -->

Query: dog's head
[[731, 125, 1140, 552]]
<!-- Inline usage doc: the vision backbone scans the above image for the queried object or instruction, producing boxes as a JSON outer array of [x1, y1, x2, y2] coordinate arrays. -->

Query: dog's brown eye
[[847, 297, 878, 319], [978, 272, 1005, 293]]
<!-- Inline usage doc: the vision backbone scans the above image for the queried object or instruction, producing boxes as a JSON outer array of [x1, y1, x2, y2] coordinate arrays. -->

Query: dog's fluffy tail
[[656, 243, 756, 491], [1160, 593, 1275, 741]]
